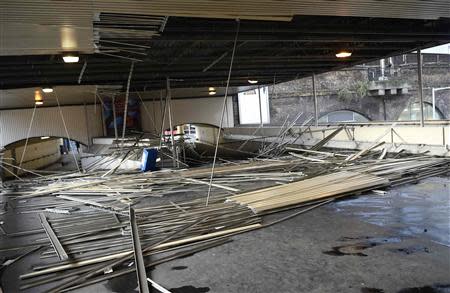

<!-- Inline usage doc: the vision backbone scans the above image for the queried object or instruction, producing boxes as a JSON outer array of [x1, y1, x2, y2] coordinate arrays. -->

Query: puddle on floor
[[361, 288, 385, 293], [392, 245, 430, 255], [104, 273, 138, 293], [172, 265, 188, 270], [325, 235, 403, 256], [169, 285, 210, 293], [398, 284, 450, 293], [331, 177, 450, 246]]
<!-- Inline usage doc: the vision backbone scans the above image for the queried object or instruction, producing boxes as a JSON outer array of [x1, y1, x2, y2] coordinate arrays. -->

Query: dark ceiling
[[1, 15, 449, 91]]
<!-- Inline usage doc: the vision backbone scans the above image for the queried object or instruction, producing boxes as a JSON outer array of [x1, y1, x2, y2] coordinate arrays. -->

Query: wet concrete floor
[[1, 176, 449, 293], [331, 177, 450, 247]]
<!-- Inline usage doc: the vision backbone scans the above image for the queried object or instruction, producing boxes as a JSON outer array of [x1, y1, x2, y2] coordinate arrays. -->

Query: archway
[[319, 110, 370, 123], [1, 136, 86, 179], [398, 102, 445, 120]]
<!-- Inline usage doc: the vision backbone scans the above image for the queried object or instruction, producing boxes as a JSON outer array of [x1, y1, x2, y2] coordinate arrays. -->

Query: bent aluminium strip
[[39, 213, 68, 260]]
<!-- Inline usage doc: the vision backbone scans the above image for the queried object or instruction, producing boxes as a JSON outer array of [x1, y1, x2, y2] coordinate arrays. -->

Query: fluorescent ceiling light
[[208, 87, 215, 91], [209, 91, 216, 95], [42, 87, 53, 93], [41, 136, 50, 140], [248, 79, 258, 84], [63, 54, 79, 63], [35, 101, 44, 105], [336, 51, 352, 58]]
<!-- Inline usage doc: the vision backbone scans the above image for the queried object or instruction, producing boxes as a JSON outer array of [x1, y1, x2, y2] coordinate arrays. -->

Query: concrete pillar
[[417, 49, 425, 127]]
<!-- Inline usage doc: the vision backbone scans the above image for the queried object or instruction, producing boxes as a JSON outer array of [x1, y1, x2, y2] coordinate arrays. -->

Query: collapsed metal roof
[[0, 15, 449, 90]]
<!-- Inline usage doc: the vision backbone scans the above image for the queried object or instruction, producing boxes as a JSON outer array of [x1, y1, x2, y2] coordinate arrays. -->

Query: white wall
[[140, 96, 234, 134], [0, 105, 103, 148]]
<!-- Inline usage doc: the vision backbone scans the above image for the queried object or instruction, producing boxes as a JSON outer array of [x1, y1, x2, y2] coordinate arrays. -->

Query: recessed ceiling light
[[208, 87, 215, 91], [248, 79, 258, 84], [63, 53, 79, 63], [34, 90, 44, 105], [336, 51, 352, 58], [42, 86, 53, 93], [209, 91, 216, 95]]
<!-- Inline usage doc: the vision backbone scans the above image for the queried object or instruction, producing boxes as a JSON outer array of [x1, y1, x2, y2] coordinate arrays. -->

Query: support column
[[257, 85, 263, 126], [312, 73, 318, 127], [417, 49, 425, 127]]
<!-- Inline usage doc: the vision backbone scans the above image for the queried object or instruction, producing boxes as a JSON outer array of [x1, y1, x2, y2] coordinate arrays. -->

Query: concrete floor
[[1, 176, 449, 293]]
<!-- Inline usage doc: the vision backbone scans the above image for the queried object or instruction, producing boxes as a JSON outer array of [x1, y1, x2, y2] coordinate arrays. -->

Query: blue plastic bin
[[141, 148, 158, 172]]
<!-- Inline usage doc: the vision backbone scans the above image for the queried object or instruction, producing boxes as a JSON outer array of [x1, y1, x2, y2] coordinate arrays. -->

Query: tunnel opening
[[1, 136, 86, 180]]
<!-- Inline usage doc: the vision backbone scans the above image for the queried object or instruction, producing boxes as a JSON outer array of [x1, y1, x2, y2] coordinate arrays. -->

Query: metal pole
[[54, 90, 81, 173], [83, 103, 90, 147], [206, 19, 240, 206], [257, 85, 263, 126], [312, 73, 319, 127], [129, 207, 150, 293], [166, 77, 178, 168], [112, 96, 118, 140], [432, 88, 436, 120], [122, 62, 135, 142], [19, 103, 37, 168], [417, 49, 425, 127]]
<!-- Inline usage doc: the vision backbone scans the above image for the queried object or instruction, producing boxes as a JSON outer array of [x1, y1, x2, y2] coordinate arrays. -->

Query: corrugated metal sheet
[[1, 0, 449, 22], [141, 96, 234, 135], [1, 0, 449, 55], [0, 105, 103, 147]]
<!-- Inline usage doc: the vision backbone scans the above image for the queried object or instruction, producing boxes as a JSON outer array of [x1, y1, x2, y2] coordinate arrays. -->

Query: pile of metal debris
[[0, 133, 448, 292]]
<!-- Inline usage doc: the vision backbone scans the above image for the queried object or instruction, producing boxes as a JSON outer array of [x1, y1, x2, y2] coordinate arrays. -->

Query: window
[[398, 102, 444, 120], [238, 87, 270, 124], [318, 110, 369, 123]]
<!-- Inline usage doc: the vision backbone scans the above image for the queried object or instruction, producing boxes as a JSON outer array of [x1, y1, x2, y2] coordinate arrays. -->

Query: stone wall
[[236, 53, 450, 125]]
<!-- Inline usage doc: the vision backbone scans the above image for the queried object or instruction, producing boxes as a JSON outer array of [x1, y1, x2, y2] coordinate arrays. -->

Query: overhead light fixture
[[62, 53, 79, 63], [208, 87, 215, 91], [34, 90, 44, 105], [336, 51, 352, 58], [209, 91, 216, 95], [42, 86, 53, 93], [41, 136, 50, 140], [248, 79, 258, 84]]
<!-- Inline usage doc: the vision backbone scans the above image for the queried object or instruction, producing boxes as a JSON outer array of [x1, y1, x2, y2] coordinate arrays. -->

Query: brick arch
[[318, 109, 371, 122]]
